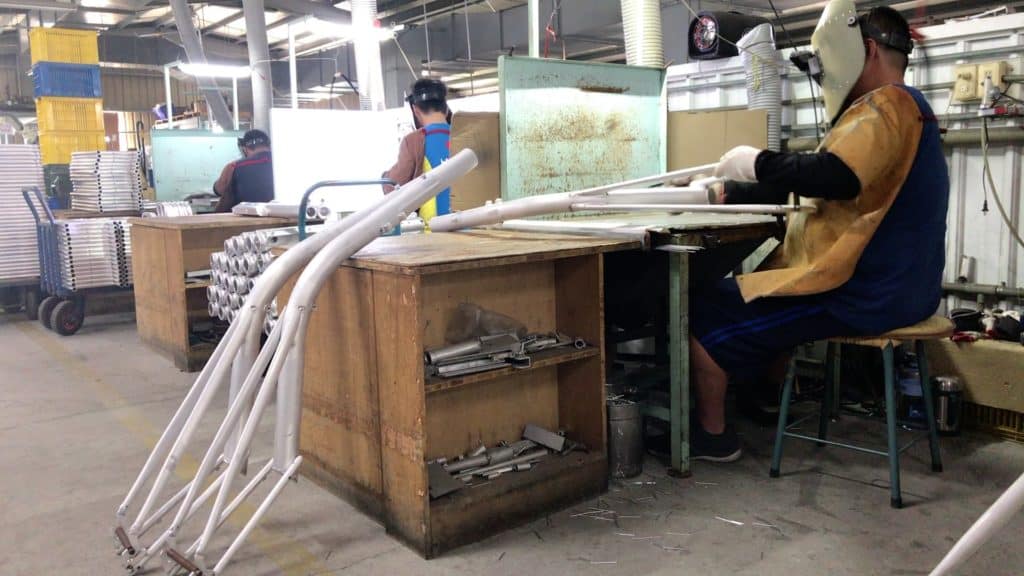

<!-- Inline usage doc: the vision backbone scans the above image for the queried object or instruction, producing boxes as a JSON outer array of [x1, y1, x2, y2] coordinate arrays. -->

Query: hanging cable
[[767, 0, 821, 144], [981, 117, 1024, 248]]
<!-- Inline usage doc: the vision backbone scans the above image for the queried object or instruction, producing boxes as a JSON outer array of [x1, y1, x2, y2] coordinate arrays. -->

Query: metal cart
[[22, 186, 131, 335]]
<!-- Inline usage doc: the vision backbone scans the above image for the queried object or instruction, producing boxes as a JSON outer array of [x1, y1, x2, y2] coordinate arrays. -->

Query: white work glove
[[713, 145, 762, 183]]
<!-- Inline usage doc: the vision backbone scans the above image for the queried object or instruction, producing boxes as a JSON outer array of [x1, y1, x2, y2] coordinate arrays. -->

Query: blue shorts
[[691, 278, 862, 375]]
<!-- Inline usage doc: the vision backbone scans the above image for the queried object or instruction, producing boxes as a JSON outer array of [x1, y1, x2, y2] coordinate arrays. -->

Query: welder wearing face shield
[[213, 129, 275, 212], [686, 2, 949, 463], [382, 79, 452, 223]]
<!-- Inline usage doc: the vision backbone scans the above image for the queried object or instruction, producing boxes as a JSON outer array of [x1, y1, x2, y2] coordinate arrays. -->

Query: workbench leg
[[669, 253, 690, 475]]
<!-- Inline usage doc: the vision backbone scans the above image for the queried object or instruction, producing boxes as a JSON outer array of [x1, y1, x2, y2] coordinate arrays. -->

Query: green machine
[[498, 56, 666, 206], [151, 129, 244, 202]]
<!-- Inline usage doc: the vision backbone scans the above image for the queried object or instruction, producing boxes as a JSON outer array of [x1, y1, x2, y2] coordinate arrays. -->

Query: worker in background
[[382, 79, 451, 223], [213, 129, 275, 213], [687, 2, 948, 462]]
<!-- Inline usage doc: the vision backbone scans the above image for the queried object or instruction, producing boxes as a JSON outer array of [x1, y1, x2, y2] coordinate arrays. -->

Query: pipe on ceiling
[[168, 0, 235, 130], [264, 0, 352, 26]]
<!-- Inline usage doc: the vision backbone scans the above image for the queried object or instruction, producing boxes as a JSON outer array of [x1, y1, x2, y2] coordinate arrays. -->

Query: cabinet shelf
[[424, 346, 600, 395]]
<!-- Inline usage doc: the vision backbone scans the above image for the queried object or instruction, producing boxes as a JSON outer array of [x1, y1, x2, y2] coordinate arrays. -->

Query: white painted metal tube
[[121, 320, 240, 532], [569, 203, 816, 215], [136, 481, 191, 538], [429, 163, 718, 231], [930, 471, 1024, 576], [185, 459, 275, 557], [213, 456, 303, 574]]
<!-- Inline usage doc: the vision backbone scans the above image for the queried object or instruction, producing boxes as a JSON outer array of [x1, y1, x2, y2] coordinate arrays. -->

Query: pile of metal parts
[[141, 200, 194, 218], [0, 145, 44, 282], [55, 218, 133, 290], [69, 151, 145, 213], [114, 155, 757, 575], [112, 150, 481, 576], [425, 332, 587, 378], [427, 424, 578, 499]]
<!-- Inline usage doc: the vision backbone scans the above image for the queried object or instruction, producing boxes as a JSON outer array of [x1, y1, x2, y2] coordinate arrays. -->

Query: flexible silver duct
[[168, 0, 235, 130], [351, 0, 385, 111], [620, 0, 664, 67], [738, 23, 782, 151]]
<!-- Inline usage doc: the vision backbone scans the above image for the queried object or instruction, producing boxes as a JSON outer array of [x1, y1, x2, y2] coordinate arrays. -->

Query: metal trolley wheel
[[50, 300, 84, 336], [38, 296, 60, 330]]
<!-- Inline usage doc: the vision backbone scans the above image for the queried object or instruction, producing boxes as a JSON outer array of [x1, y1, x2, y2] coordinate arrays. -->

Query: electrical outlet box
[[978, 60, 1011, 94], [953, 64, 980, 102]]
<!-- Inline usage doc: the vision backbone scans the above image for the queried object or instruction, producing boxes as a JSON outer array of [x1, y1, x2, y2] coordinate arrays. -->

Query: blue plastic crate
[[32, 62, 102, 98]]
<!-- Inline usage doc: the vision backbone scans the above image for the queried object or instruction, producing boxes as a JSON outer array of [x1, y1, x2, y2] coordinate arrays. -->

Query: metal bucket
[[608, 401, 643, 478]]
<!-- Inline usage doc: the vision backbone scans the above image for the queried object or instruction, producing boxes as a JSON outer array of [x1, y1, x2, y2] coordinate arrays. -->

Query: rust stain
[[578, 84, 629, 94]]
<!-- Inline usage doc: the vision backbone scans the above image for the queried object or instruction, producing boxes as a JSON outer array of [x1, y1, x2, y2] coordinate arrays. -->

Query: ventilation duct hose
[[738, 23, 782, 151], [620, 0, 664, 67], [351, 0, 385, 111]]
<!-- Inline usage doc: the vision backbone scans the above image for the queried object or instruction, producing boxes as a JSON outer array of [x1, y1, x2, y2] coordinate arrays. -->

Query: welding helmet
[[238, 129, 270, 151], [791, 0, 865, 124]]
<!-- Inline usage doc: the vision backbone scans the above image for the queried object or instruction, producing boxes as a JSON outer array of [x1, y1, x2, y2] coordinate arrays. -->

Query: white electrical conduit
[[117, 150, 477, 574], [930, 472, 1024, 575], [429, 164, 719, 231]]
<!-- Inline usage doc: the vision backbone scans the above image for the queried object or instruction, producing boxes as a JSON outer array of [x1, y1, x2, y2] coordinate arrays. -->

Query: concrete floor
[[1, 312, 1023, 576]]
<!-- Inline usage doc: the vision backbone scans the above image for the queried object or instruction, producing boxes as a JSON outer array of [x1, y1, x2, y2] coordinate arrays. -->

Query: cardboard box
[[668, 109, 768, 170], [926, 339, 1024, 413], [449, 111, 500, 211]]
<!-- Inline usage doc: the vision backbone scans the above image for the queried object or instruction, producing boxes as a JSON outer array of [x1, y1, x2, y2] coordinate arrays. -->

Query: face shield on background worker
[[791, 0, 866, 124]]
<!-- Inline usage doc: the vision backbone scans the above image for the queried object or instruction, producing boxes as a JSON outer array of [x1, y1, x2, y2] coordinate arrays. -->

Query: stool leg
[[818, 342, 835, 447], [770, 357, 797, 478], [916, 339, 944, 473], [883, 344, 903, 509]]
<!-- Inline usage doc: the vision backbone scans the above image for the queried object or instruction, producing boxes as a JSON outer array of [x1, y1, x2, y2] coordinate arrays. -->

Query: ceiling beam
[[262, 0, 350, 25], [200, 9, 245, 32]]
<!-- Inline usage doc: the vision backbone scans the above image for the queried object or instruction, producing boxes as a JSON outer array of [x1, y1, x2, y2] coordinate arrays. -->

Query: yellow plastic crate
[[38, 130, 106, 165], [36, 97, 104, 133], [29, 28, 99, 65]]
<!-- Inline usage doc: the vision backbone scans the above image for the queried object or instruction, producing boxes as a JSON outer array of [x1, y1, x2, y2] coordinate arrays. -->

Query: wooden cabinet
[[289, 230, 636, 557], [130, 215, 292, 371]]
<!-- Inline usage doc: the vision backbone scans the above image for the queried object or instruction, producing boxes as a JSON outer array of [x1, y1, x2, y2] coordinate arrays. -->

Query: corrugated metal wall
[[665, 13, 1024, 303], [101, 70, 197, 112]]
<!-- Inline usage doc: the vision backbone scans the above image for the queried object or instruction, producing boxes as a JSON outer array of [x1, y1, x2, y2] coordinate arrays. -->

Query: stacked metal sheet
[[69, 150, 144, 212], [0, 145, 45, 282], [54, 218, 132, 290]]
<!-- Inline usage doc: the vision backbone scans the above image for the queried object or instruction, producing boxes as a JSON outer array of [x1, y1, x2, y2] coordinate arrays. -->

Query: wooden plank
[[345, 229, 639, 275], [555, 254, 607, 453], [419, 261, 557, 350], [425, 367, 560, 461], [373, 271, 430, 553], [126, 214, 293, 230], [132, 225, 179, 362], [299, 267, 384, 499], [428, 452, 607, 558]]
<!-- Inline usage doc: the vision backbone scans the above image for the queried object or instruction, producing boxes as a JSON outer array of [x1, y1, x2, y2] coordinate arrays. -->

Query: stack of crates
[[31, 28, 105, 208]]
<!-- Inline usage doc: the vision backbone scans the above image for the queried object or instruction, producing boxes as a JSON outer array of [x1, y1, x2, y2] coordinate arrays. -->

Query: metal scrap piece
[[523, 423, 567, 452], [428, 462, 464, 500]]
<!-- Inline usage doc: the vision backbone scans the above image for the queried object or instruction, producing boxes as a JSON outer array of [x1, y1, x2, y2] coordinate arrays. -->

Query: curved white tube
[[429, 163, 718, 231]]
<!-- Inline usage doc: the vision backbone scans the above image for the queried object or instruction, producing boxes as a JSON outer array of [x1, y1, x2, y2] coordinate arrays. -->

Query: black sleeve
[[756, 150, 861, 200]]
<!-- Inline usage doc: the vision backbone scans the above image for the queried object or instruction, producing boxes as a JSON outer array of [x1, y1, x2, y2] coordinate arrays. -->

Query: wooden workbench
[[286, 229, 637, 557], [130, 214, 293, 371]]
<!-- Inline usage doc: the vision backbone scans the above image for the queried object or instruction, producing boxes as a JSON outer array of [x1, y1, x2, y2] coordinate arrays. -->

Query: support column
[[243, 0, 273, 131]]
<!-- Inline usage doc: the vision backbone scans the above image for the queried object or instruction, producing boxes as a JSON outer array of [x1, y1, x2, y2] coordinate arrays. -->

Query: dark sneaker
[[691, 424, 743, 463]]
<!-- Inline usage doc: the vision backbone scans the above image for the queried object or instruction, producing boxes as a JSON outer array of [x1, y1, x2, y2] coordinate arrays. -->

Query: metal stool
[[769, 316, 954, 508]]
